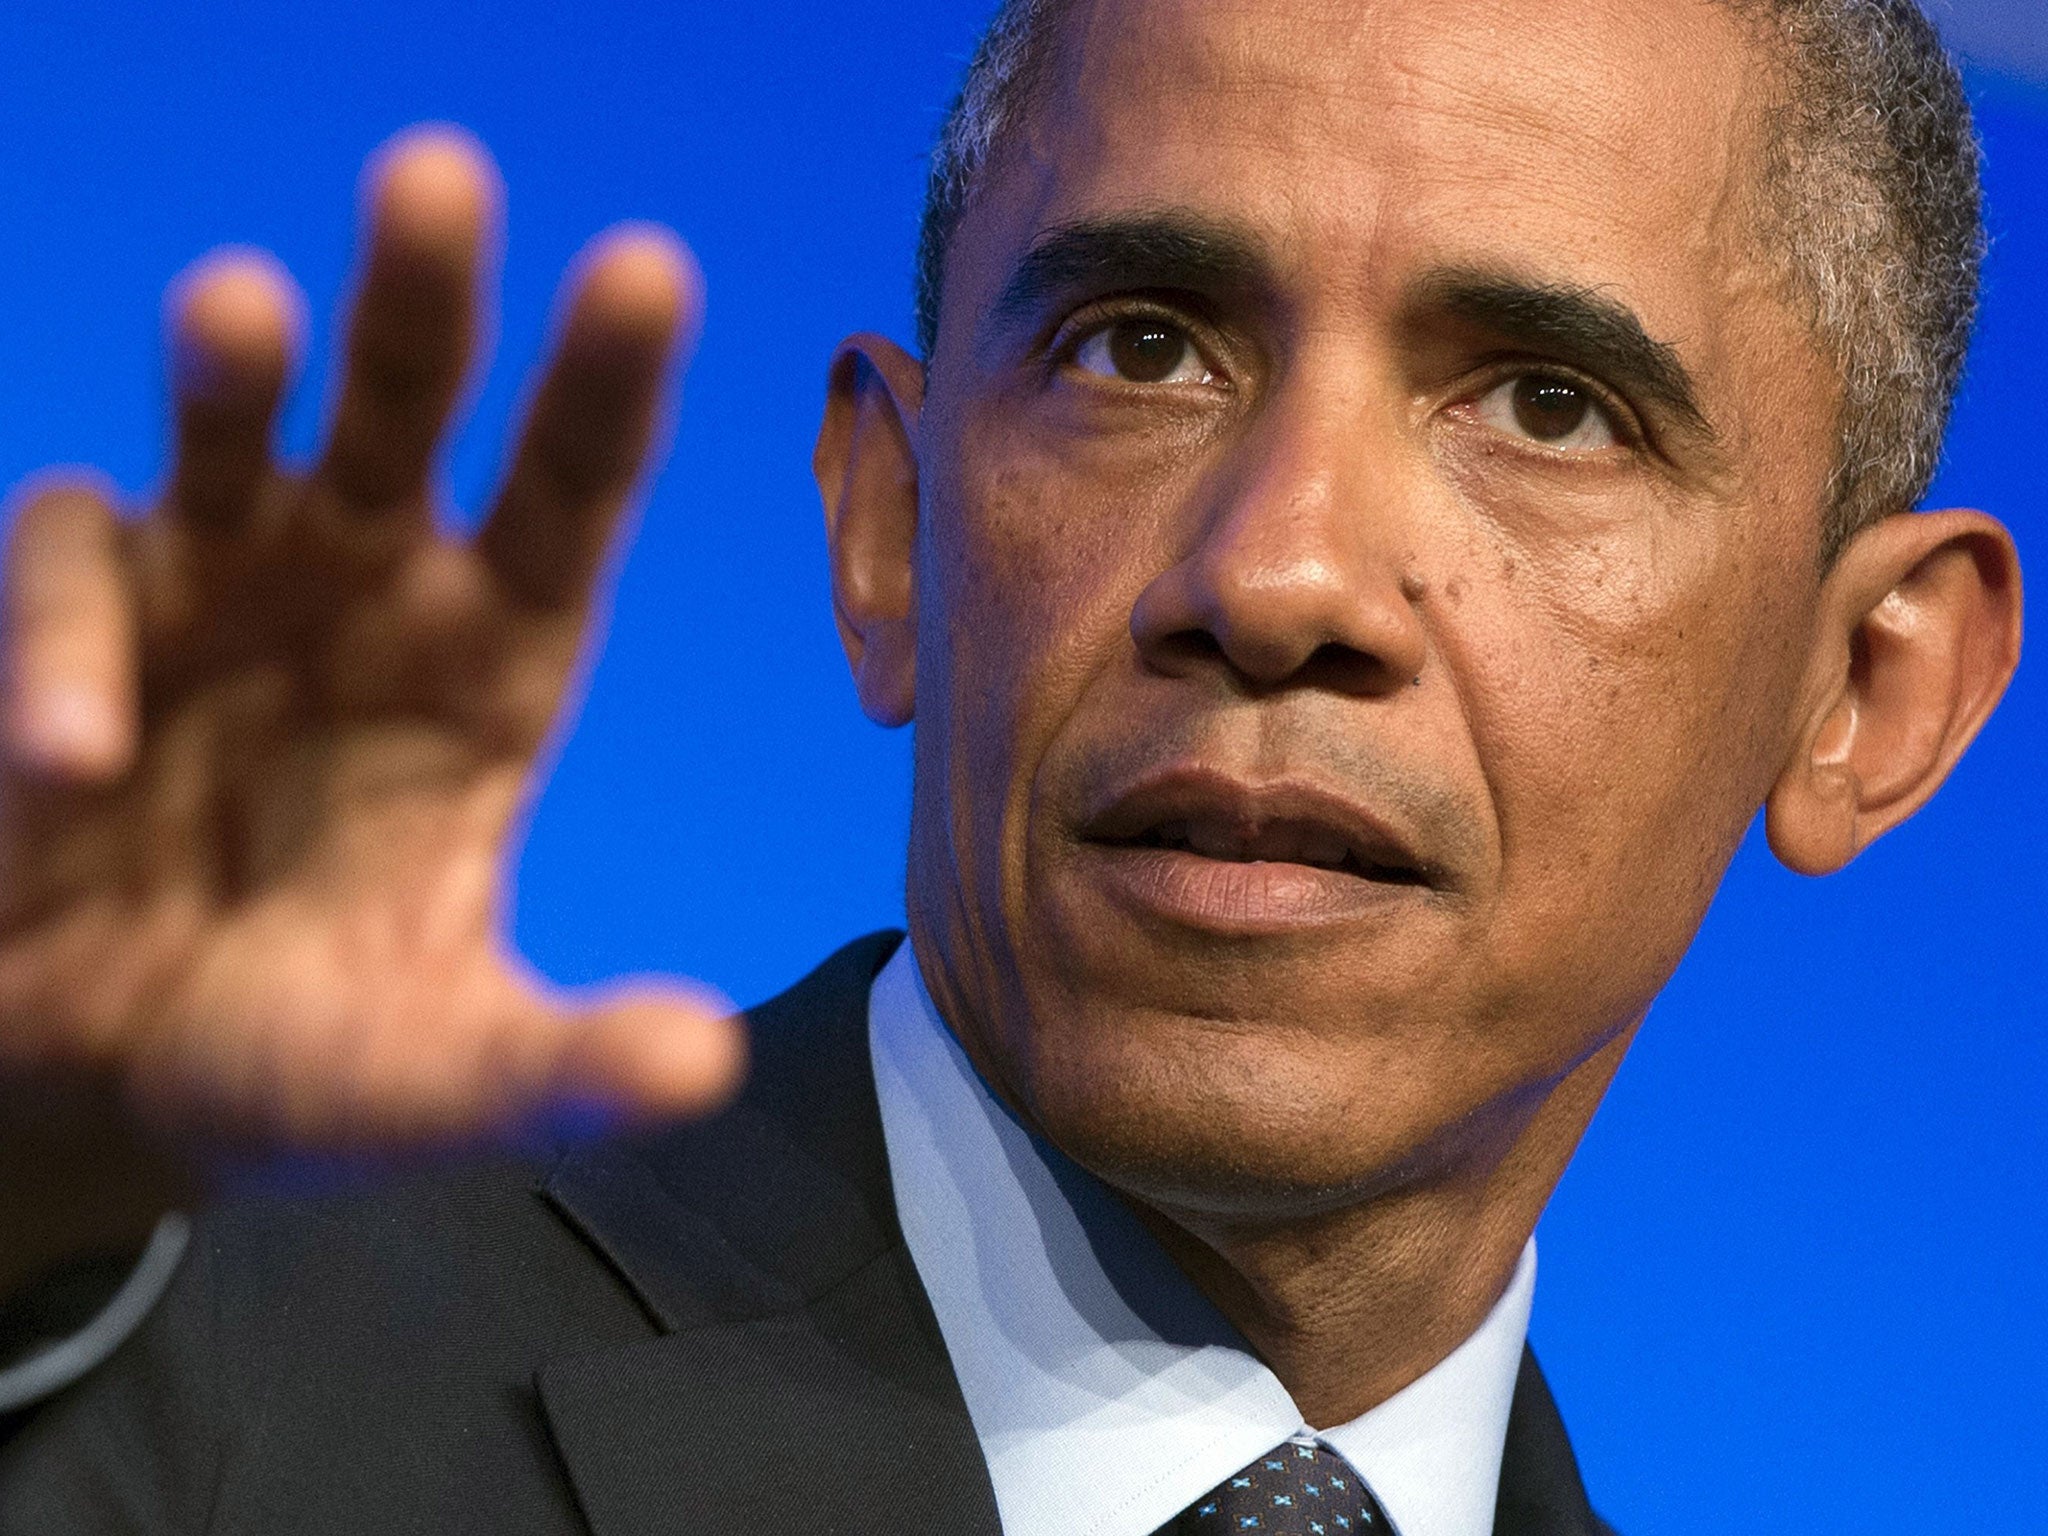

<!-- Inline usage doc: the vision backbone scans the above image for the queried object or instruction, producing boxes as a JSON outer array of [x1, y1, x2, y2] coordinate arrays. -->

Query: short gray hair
[[913, 0, 1983, 561]]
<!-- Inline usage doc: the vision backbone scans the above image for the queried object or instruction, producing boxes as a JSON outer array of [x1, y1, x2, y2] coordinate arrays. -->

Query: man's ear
[[813, 333, 925, 727], [1766, 509, 2022, 875]]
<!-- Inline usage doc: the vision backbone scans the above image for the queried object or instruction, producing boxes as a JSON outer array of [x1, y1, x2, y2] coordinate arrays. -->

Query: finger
[[164, 250, 304, 531], [309, 985, 741, 1151], [540, 986, 746, 1136], [476, 225, 700, 612], [317, 125, 500, 517], [0, 479, 138, 782]]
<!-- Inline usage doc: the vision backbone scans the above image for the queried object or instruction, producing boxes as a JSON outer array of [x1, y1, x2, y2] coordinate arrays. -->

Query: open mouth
[[1110, 816, 1431, 886], [1077, 767, 1438, 899]]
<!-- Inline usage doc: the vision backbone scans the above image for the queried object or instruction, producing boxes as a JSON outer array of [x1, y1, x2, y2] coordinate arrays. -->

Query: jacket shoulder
[[1495, 1349, 1618, 1536], [0, 1148, 643, 1535]]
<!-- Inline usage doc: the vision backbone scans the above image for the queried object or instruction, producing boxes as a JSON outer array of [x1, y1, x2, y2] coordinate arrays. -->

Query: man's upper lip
[[1078, 765, 1431, 882]]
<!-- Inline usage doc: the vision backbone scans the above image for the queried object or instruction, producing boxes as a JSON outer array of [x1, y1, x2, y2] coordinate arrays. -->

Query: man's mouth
[[1115, 816, 1431, 885], [1072, 767, 1438, 932]]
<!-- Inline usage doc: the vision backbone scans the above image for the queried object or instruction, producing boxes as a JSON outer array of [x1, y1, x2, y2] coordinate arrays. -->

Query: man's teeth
[[1296, 830, 1353, 867], [1156, 818, 1354, 869]]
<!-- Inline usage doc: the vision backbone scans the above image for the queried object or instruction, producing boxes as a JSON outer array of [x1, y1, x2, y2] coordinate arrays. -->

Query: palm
[[0, 131, 740, 1153]]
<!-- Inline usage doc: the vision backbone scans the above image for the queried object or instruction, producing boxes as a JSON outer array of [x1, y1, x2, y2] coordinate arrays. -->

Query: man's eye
[[1474, 374, 1619, 451], [1071, 318, 1214, 385]]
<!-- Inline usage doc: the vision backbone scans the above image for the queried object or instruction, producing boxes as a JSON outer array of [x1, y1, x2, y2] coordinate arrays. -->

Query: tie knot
[[1169, 1440, 1390, 1535]]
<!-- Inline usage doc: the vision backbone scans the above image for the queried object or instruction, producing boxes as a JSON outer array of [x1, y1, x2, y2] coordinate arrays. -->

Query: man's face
[[905, 0, 1842, 1217]]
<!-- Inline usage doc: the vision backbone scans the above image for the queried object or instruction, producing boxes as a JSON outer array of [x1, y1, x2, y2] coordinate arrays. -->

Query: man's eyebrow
[[1413, 269, 1714, 440], [991, 214, 1268, 331]]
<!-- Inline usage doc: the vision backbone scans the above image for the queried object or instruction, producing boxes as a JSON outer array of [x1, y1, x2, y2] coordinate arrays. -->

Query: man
[[0, 0, 2022, 1531]]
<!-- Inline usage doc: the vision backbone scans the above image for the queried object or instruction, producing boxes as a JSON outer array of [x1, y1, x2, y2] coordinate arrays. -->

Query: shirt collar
[[869, 941, 1536, 1536]]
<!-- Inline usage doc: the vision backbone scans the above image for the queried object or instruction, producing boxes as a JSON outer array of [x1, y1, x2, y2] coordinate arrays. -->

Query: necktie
[[1162, 1439, 1393, 1535]]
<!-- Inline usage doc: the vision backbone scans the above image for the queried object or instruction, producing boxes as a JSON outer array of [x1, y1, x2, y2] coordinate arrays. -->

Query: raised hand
[[0, 128, 743, 1183]]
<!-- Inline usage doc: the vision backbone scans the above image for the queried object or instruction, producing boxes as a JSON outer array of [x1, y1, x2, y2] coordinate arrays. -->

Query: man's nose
[[1129, 406, 1429, 694]]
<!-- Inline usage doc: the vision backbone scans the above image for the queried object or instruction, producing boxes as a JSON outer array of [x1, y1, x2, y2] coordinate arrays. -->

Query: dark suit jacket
[[0, 932, 1615, 1535]]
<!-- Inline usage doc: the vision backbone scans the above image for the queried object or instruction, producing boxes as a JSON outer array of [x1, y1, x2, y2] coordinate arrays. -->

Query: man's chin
[[1025, 849, 1465, 1037], [1008, 1031, 1453, 1226]]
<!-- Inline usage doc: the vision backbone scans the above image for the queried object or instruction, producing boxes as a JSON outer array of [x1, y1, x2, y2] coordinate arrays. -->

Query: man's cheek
[[955, 470, 1173, 703], [1491, 656, 1755, 1020], [1448, 567, 1707, 871]]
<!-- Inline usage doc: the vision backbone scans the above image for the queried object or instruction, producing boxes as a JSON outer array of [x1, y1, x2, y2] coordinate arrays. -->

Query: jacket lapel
[[537, 1242, 1000, 1536], [534, 932, 1003, 1536]]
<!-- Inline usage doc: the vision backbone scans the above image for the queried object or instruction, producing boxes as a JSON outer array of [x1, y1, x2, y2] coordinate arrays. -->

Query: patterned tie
[[1160, 1439, 1394, 1535]]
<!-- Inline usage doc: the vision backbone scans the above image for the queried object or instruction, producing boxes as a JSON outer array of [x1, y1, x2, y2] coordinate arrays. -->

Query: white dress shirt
[[869, 940, 1536, 1536]]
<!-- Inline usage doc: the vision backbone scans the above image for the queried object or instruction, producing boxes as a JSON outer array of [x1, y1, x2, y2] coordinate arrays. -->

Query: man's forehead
[[983, 0, 1770, 340]]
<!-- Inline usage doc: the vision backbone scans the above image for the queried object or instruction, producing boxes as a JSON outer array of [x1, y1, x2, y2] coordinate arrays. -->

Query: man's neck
[[1130, 1034, 1629, 1427]]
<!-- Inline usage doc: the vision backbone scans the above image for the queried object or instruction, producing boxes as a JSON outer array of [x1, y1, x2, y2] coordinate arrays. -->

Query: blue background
[[0, 1, 2039, 1528]]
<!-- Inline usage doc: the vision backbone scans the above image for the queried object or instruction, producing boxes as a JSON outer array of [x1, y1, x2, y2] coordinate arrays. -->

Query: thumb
[[537, 983, 747, 1139]]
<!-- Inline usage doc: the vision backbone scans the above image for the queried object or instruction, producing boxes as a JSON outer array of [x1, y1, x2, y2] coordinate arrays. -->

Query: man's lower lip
[[1072, 842, 1424, 934]]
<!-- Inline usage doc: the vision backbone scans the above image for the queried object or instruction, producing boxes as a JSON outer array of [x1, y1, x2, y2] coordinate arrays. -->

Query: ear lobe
[[813, 333, 925, 728], [1767, 509, 2022, 876]]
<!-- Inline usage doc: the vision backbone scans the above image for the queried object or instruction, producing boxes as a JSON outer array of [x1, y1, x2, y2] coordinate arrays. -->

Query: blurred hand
[[0, 127, 743, 1179]]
